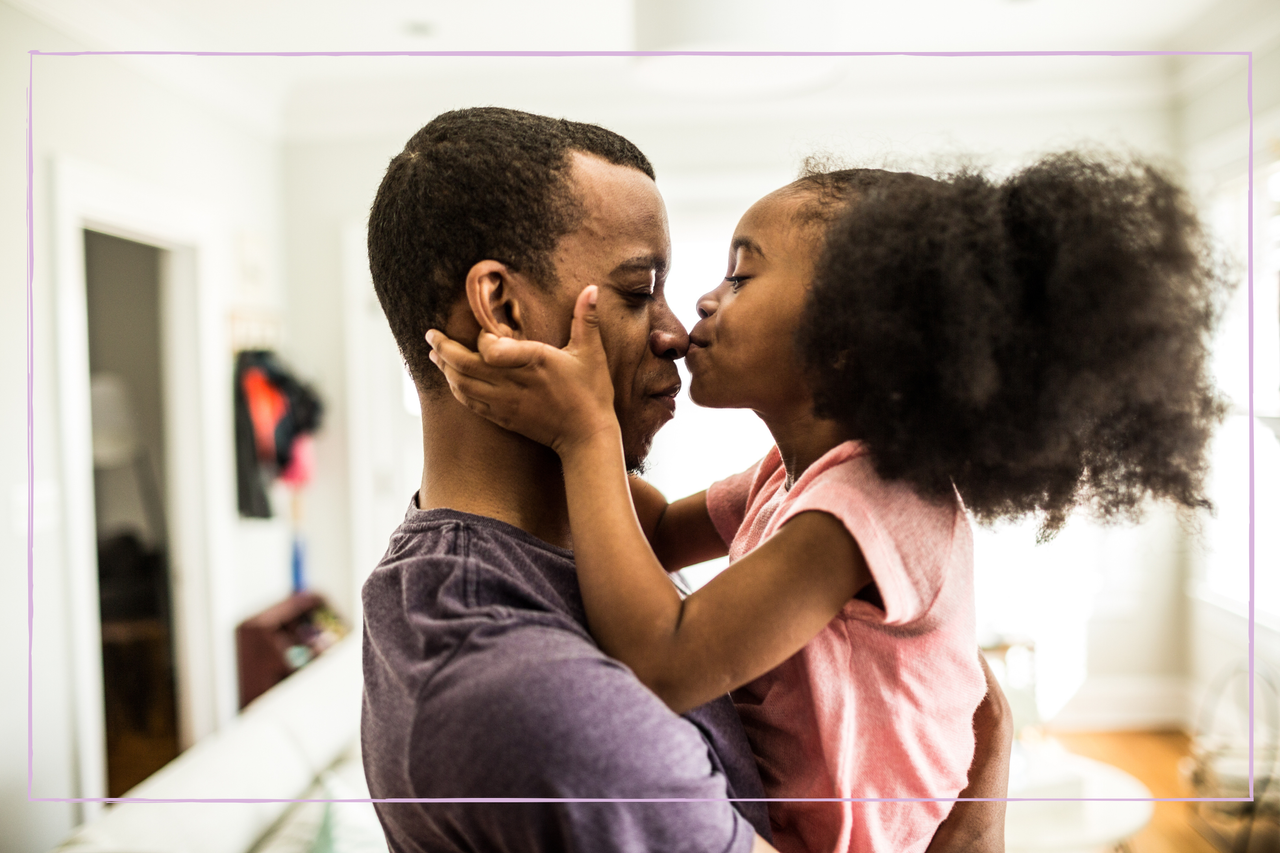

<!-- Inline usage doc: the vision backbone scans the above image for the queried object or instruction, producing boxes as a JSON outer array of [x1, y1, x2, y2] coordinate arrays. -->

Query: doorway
[[83, 230, 180, 797]]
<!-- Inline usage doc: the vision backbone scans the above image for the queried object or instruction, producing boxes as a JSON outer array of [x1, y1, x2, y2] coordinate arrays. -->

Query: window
[[1196, 160, 1280, 628]]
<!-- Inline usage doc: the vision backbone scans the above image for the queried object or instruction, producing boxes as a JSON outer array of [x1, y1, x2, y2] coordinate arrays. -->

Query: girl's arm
[[428, 287, 870, 714], [629, 477, 728, 572], [559, 425, 869, 713]]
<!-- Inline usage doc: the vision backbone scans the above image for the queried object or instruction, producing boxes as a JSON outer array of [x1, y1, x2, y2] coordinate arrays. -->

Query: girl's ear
[[464, 260, 527, 339]]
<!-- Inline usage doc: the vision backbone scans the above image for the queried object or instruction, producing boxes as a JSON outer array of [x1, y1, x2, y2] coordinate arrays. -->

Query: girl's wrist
[[555, 417, 622, 463]]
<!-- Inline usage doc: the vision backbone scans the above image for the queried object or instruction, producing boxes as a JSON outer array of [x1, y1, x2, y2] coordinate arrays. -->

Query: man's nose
[[650, 309, 689, 360]]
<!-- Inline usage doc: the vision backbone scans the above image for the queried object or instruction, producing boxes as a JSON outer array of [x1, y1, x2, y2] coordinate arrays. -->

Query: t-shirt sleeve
[[705, 461, 762, 547], [394, 630, 758, 853], [774, 456, 957, 626]]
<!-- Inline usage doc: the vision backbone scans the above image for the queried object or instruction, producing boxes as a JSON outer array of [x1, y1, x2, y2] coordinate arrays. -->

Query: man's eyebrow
[[610, 254, 668, 277], [730, 236, 765, 259]]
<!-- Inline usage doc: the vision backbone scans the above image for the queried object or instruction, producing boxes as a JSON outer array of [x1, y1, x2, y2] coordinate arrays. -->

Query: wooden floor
[[1051, 730, 1275, 853], [101, 629, 180, 797]]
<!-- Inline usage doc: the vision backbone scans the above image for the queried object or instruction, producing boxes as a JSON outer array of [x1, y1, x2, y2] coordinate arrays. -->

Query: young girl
[[427, 153, 1227, 853]]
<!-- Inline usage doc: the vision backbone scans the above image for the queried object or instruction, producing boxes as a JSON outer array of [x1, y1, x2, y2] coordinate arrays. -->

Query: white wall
[[0, 2, 287, 847], [280, 138, 406, 619]]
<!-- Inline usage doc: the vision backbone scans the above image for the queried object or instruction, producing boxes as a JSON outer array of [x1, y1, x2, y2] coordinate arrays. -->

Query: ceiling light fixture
[[402, 20, 434, 38], [631, 0, 845, 97]]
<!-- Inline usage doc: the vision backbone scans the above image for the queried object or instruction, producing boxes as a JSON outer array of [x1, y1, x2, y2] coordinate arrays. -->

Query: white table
[[1005, 741, 1154, 853]]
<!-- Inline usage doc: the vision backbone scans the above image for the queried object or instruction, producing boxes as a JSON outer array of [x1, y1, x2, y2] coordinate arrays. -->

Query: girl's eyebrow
[[730, 236, 766, 259]]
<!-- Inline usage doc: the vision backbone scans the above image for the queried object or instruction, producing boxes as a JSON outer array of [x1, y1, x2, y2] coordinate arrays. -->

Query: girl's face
[[686, 188, 820, 414]]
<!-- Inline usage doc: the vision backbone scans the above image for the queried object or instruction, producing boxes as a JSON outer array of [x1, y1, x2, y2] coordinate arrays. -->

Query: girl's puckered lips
[[686, 327, 710, 354]]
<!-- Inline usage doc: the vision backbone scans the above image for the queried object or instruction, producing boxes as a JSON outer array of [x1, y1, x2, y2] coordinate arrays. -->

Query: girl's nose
[[696, 291, 718, 320]]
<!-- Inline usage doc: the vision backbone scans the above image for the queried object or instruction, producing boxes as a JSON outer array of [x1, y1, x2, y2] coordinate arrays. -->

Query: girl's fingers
[[451, 378, 492, 413], [437, 359, 501, 417], [477, 331, 547, 369], [428, 331, 512, 389], [450, 386, 493, 420], [427, 329, 545, 380], [430, 354, 497, 398], [428, 344, 483, 395], [428, 331, 489, 375], [567, 285, 603, 359], [424, 319, 599, 447]]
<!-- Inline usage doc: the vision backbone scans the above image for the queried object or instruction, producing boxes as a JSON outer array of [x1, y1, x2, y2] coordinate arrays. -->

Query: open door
[[83, 230, 180, 797], [52, 158, 237, 815]]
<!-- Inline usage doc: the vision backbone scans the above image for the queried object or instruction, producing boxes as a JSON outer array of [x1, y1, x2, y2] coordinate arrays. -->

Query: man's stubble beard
[[621, 426, 653, 476], [622, 423, 658, 476]]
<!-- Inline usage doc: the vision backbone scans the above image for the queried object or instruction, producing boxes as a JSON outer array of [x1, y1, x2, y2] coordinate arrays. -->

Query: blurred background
[[2, 0, 1278, 851]]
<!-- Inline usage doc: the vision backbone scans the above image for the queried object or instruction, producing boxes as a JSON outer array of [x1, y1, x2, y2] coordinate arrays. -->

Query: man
[[361, 107, 1011, 852]]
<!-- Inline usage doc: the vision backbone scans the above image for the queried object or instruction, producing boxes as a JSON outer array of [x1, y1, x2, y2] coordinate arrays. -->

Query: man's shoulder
[[362, 506, 585, 627], [373, 505, 575, 573]]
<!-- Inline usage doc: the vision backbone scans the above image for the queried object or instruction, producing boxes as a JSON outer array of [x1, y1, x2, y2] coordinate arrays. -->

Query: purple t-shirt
[[361, 504, 771, 853]]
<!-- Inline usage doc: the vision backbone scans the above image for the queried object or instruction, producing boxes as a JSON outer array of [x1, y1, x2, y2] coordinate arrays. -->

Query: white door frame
[[51, 157, 238, 810]]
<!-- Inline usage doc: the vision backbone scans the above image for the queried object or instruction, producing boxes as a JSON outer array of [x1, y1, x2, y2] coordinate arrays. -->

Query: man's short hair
[[368, 107, 655, 391]]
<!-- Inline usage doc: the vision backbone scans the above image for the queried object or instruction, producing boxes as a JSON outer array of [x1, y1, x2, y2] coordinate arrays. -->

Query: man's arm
[[925, 653, 1013, 853]]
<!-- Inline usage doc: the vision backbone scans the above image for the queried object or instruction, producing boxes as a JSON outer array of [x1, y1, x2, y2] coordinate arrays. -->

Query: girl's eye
[[725, 276, 748, 292]]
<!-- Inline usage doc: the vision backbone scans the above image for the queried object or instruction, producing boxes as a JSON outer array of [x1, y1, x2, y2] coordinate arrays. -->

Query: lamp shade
[[90, 373, 140, 469]]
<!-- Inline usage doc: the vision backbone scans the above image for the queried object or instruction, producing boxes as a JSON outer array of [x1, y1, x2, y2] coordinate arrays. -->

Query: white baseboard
[[1048, 674, 1192, 732]]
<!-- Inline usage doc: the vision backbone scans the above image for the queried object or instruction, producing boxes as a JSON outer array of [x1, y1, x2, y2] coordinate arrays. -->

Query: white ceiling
[[14, 0, 1247, 136], [16, 0, 1230, 53]]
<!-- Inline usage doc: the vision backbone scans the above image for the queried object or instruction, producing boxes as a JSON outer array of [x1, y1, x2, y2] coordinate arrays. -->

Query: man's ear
[[464, 260, 527, 340]]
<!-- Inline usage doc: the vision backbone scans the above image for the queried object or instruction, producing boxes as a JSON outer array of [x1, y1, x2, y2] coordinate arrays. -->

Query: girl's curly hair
[[796, 153, 1232, 536]]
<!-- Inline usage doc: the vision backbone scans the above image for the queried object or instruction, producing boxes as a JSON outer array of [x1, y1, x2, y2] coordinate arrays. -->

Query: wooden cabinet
[[235, 592, 345, 709]]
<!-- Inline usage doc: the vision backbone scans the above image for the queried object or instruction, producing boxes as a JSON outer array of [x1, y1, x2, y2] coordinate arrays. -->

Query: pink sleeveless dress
[[707, 441, 986, 853]]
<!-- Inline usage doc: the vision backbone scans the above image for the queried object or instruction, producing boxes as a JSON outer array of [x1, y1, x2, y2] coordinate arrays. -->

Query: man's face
[[542, 153, 686, 471]]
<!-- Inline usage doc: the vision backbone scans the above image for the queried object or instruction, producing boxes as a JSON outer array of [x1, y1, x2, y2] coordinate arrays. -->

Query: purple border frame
[[25, 49, 1256, 807]]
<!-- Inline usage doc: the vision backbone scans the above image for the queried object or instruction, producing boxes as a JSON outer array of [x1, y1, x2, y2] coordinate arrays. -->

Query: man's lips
[[650, 382, 681, 413]]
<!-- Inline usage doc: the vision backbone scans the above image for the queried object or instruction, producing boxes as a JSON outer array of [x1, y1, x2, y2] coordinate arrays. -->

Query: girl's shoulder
[[791, 440, 958, 510], [780, 441, 968, 626]]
